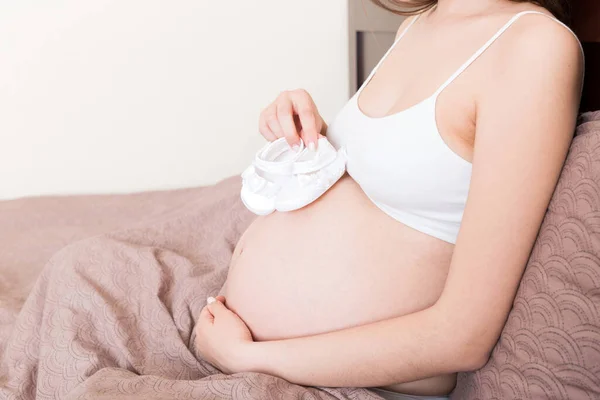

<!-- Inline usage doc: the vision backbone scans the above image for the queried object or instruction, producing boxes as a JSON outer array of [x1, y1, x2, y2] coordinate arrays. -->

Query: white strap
[[292, 151, 337, 175], [434, 11, 585, 97], [357, 14, 422, 95], [292, 138, 339, 174], [254, 138, 304, 175]]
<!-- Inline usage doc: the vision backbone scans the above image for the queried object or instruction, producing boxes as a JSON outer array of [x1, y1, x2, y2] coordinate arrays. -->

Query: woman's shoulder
[[506, 8, 582, 54], [473, 6, 584, 122], [489, 7, 584, 88], [394, 13, 420, 40]]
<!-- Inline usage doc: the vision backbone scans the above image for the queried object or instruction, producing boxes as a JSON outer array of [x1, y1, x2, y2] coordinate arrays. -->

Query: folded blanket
[[0, 185, 213, 358], [0, 177, 383, 400]]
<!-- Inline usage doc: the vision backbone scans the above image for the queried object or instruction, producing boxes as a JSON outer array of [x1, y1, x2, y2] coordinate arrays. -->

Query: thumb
[[206, 296, 228, 317]]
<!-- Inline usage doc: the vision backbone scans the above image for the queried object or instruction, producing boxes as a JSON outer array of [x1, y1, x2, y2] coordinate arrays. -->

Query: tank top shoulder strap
[[357, 14, 422, 94], [433, 10, 584, 97]]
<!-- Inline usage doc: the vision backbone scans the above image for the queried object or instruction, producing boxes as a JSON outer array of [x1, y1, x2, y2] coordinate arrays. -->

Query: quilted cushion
[[452, 112, 600, 400]]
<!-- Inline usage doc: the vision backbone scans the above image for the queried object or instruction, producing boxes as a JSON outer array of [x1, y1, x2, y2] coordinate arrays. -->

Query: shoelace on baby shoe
[[253, 138, 305, 175], [240, 138, 306, 215], [241, 137, 347, 215], [241, 166, 280, 197], [296, 158, 347, 189], [273, 138, 348, 212]]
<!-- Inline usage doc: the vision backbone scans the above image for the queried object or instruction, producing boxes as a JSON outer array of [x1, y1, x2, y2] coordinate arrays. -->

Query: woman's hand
[[194, 296, 255, 374], [259, 89, 327, 149]]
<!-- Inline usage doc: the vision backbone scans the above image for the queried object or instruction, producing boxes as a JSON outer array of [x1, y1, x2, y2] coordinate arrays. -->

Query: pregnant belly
[[224, 175, 457, 395]]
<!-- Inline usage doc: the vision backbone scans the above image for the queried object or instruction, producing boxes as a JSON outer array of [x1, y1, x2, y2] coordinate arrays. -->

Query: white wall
[[0, 1, 350, 199]]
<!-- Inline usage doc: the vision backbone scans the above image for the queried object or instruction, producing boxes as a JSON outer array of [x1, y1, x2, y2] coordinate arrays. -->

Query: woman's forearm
[[243, 305, 480, 388]]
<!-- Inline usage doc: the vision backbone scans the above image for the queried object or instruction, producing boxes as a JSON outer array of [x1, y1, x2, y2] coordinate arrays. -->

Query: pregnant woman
[[195, 0, 584, 399]]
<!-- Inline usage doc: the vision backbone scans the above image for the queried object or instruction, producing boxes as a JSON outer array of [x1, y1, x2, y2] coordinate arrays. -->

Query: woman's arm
[[196, 17, 584, 387]]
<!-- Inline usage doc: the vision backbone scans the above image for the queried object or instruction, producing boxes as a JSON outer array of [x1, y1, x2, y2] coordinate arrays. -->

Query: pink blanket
[[0, 178, 382, 400]]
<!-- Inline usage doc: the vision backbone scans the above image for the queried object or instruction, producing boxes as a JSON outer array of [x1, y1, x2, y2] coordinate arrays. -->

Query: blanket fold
[[0, 178, 382, 400]]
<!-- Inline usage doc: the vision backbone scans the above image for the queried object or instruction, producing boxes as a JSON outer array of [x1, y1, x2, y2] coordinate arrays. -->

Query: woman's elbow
[[430, 306, 498, 372], [451, 334, 495, 372], [459, 345, 492, 371]]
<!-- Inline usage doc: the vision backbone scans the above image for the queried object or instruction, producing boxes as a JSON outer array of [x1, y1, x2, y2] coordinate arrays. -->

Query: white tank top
[[327, 10, 582, 244]]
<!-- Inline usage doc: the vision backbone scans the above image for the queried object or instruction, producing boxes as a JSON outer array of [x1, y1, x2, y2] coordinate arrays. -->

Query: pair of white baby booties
[[241, 137, 347, 215]]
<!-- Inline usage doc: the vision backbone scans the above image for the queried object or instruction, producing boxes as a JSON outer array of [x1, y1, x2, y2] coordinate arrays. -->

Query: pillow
[[452, 111, 600, 400]]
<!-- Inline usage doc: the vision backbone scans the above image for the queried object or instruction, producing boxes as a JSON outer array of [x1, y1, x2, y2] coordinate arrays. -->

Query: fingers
[[206, 296, 228, 317], [297, 111, 318, 149], [264, 105, 283, 140], [260, 89, 322, 149], [277, 93, 301, 148], [198, 296, 226, 325], [290, 90, 319, 149], [200, 305, 214, 323], [259, 109, 277, 142]]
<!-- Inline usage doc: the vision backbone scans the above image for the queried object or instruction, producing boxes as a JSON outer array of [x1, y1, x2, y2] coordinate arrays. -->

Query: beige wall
[[0, 1, 350, 199]]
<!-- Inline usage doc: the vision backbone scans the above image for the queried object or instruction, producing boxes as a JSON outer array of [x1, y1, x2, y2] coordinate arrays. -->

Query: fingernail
[[207, 297, 216, 304], [308, 142, 316, 152]]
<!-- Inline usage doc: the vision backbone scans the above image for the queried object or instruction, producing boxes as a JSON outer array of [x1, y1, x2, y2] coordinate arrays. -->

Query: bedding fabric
[[0, 186, 215, 358], [452, 111, 600, 400], [0, 177, 383, 400]]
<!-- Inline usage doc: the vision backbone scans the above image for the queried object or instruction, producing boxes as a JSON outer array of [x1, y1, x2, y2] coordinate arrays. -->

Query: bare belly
[[224, 175, 457, 396]]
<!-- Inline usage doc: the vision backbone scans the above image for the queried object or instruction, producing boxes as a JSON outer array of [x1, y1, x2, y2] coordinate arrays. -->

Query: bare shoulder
[[477, 9, 585, 141], [395, 14, 419, 40], [499, 11, 584, 81]]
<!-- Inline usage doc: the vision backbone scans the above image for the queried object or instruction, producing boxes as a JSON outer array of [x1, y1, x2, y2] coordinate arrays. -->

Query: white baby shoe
[[241, 137, 347, 215], [240, 138, 305, 215], [274, 138, 347, 212]]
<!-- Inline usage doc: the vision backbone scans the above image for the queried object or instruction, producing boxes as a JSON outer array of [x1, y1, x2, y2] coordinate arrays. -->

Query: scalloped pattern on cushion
[[452, 112, 600, 400]]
